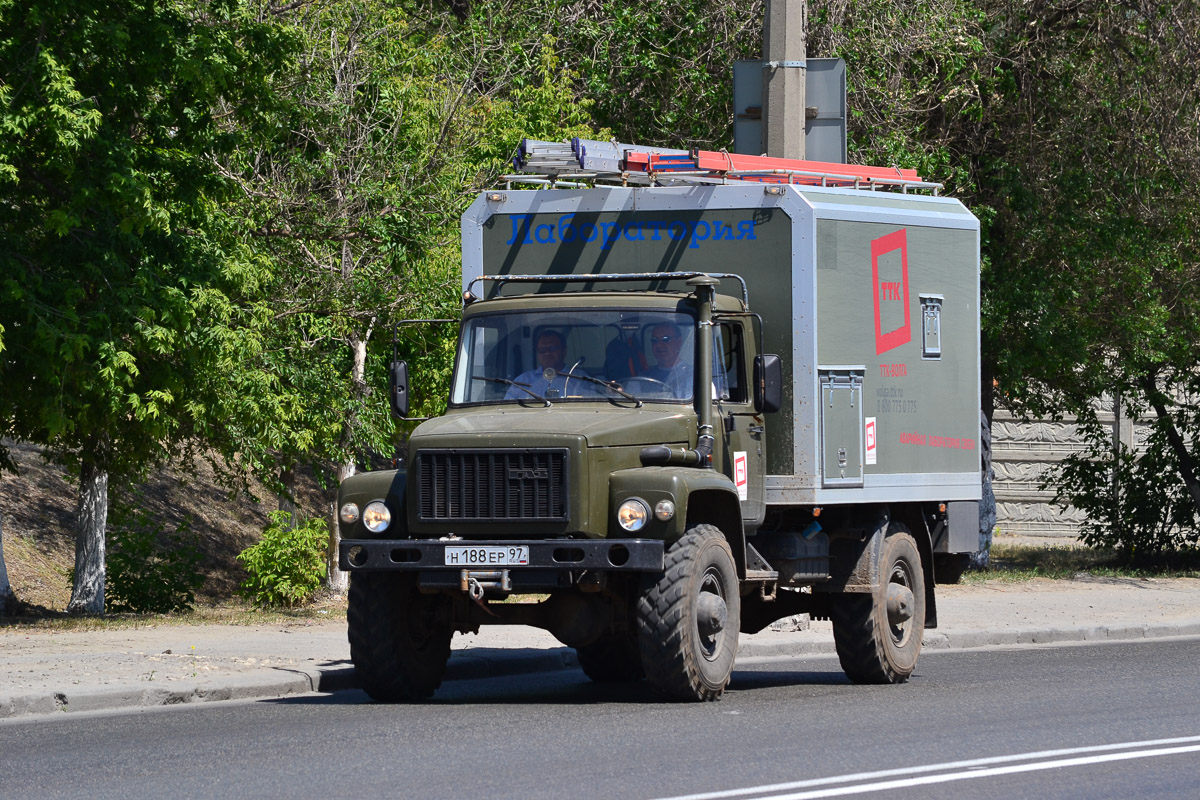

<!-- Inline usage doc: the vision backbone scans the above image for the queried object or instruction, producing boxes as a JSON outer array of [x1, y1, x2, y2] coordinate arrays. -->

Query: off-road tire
[[636, 525, 740, 701], [575, 633, 645, 683], [348, 572, 452, 702], [831, 526, 925, 684]]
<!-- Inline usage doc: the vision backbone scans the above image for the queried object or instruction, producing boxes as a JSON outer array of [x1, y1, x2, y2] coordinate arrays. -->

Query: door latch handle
[[748, 425, 764, 436]]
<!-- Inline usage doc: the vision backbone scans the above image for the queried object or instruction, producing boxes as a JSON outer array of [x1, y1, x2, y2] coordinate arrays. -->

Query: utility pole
[[762, 0, 807, 159]]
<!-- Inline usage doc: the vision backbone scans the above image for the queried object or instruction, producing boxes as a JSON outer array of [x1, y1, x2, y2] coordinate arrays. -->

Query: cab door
[[712, 317, 766, 527]]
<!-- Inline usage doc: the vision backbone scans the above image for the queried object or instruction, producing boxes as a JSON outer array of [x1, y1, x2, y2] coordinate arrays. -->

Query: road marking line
[[745, 744, 1200, 800], [652, 735, 1200, 800]]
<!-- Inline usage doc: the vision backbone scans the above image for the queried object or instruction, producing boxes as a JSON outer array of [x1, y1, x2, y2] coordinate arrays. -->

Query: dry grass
[[0, 592, 348, 632]]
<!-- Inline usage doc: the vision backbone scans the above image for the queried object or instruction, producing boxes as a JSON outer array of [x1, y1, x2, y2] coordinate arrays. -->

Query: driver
[[506, 330, 595, 399], [641, 322, 692, 399]]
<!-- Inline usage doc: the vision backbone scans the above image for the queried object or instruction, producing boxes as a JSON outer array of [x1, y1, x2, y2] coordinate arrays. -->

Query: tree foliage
[[221, 0, 609, 477], [977, 2, 1200, 551], [97, 496, 205, 614], [0, 0, 296, 610], [801, 1, 1200, 551]]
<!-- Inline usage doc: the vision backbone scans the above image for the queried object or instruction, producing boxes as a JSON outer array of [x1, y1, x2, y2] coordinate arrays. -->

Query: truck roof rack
[[468, 271, 750, 309], [507, 138, 942, 195]]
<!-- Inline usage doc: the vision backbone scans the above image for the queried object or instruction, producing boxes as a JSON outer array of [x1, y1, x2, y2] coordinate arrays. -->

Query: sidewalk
[[3, 576, 1199, 720]]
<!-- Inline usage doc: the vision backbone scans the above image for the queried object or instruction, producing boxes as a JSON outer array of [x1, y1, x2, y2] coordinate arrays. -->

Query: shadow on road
[[264, 665, 854, 708], [728, 669, 851, 691]]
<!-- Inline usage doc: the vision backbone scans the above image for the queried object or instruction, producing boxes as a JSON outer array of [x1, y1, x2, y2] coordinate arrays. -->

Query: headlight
[[339, 503, 360, 524], [654, 499, 676, 521], [362, 501, 392, 533], [617, 498, 649, 532]]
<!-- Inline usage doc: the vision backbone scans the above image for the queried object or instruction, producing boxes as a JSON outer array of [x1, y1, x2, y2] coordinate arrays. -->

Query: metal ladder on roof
[[508, 137, 942, 194]]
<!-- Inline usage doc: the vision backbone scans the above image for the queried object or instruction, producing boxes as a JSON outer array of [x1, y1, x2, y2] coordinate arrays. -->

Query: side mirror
[[754, 354, 782, 413], [389, 361, 410, 419]]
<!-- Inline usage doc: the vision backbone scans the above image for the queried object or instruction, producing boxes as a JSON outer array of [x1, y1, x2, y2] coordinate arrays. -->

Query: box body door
[[820, 368, 864, 488]]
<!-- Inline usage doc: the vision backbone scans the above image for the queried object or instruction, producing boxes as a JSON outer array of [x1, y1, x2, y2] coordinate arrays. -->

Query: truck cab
[[339, 275, 777, 701]]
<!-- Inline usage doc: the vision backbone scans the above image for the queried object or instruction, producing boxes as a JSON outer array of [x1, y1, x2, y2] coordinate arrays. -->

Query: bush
[[105, 505, 204, 614], [1052, 414, 1200, 561], [237, 511, 328, 607]]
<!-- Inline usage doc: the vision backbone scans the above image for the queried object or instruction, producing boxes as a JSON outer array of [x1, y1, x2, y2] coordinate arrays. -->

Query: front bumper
[[339, 538, 665, 574]]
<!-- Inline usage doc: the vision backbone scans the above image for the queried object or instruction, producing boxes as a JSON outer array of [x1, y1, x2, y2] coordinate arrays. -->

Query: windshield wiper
[[471, 375, 551, 406], [554, 370, 643, 408]]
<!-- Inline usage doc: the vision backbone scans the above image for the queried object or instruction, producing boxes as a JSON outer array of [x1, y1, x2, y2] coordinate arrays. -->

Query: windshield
[[451, 308, 704, 405]]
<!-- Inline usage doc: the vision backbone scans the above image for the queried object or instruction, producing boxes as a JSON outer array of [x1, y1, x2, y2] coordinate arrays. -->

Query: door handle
[[748, 425, 764, 436]]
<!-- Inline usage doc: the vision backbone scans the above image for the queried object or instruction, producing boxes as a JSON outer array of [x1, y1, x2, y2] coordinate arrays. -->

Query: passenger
[[641, 322, 692, 399]]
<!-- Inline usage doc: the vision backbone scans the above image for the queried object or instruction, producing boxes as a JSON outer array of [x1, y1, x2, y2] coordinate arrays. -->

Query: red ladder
[[623, 149, 922, 188]]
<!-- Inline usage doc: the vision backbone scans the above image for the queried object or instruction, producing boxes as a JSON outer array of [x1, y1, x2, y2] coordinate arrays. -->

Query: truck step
[[745, 568, 780, 581], [745, 541, 779, 582]]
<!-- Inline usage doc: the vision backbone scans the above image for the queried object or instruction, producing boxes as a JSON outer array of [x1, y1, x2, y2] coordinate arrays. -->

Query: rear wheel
[[637, 525, 740, 701], [348, 573, 453, 702], [575, 632, 645, 683], [831, 525, 925, 684]]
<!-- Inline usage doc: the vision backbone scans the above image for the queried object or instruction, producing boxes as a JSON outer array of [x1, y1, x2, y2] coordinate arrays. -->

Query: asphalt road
[[2, 638, 1198, 800]]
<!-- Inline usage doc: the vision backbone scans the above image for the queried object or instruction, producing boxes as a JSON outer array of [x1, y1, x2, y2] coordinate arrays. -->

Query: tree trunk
[[1140, 373, 1200, 519], [278, 464, 297, 523], [67, 459, 108, 614], [327, 335, 370, 595], [328, 460, 355, 594], [0, 512, 16, 615]]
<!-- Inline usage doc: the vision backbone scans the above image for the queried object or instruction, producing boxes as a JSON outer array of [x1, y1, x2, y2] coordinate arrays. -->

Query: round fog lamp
[[339, 502, 360, 524], [362, 501, 392, 533], [617, 498, 649, 532], [654, 499, 676, 521]]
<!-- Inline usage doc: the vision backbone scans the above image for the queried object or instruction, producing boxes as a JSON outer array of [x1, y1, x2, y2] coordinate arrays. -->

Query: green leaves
[[0, 0, 296, 482], [103, 497, 205, 614], [236, 511, 329, 607]]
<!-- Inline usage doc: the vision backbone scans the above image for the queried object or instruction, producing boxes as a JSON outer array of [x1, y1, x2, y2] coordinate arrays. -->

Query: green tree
[[0, 0, 295, 612], [819, 1, 1200, 550], [224, 0, 606, 590]]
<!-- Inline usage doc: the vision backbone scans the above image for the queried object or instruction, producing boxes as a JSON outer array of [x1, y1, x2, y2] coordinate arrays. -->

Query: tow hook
[[460, 569, 512, 599]]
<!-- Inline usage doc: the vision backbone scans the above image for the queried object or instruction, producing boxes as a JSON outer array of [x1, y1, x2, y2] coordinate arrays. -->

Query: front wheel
[[637, 525, 740, 701], [347, 573, 453, 702], [831, 525, 926, 684]]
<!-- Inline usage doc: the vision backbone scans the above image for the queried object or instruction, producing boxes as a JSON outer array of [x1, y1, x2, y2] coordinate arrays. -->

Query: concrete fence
[[992, 397, 1146, 540]]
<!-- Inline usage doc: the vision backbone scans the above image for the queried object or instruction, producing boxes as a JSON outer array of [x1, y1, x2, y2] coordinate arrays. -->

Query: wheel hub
[[696, 592, 728, 640], [886, 583, 915, 625]]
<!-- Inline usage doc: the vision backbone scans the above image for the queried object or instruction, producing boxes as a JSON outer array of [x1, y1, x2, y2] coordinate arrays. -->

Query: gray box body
[[462, 183, 981, 508]]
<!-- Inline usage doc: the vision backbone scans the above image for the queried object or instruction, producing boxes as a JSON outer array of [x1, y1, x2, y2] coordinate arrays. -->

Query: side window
[[459, 321, 505, 402], [714, 323, 748, 403]]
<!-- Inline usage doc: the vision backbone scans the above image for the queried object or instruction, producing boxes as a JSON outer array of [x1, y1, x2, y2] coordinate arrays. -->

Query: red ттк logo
[[872, 229, 911, 355]]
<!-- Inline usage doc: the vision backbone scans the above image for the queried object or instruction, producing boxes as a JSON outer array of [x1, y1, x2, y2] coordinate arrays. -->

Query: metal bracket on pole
[[765, 60, 807, 69]]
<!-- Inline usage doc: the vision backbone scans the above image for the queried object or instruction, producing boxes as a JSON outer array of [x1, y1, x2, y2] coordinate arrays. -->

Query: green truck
[[337, 149, 981, 701]]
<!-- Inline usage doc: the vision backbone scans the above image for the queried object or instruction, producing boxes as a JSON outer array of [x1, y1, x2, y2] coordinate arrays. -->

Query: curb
[[4, 621, 1199, 721], [0, 669, 321, 720]]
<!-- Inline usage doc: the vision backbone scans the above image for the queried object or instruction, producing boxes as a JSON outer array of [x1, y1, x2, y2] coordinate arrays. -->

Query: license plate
[[444, 545, 530, 566]]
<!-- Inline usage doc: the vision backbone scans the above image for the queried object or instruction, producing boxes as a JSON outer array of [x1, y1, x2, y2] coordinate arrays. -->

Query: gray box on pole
[[735, 58, 846, 163]]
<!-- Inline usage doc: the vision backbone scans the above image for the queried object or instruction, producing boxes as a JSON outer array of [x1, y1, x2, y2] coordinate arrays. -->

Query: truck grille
[[415, 449, 569, 523]]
